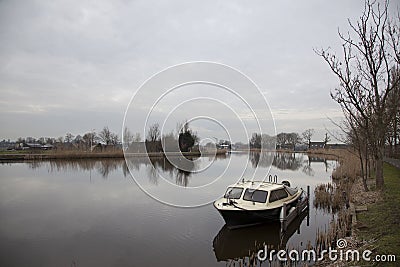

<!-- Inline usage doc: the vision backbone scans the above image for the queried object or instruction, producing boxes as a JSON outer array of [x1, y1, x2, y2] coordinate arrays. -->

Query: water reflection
[[213, 210, 309, 264], [24, 154, 229, 186], [273, 153, 303, 171], [141, 157, 196, 186], [249, 152, 333, 176], [27, 159, 128, 179], [23, 152, 333, 184], [0, 153, 336, 267]]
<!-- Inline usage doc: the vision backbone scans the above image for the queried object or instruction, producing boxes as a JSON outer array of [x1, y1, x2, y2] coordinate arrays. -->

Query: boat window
[[224, 187, 243, 199], [243, 189, 268, 203], [269, 189, 289, 203], [285, 186, 297, 196]]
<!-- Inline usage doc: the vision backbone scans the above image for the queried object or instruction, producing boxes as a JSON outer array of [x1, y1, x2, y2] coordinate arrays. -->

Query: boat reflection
[[213, 209, 309, 263]]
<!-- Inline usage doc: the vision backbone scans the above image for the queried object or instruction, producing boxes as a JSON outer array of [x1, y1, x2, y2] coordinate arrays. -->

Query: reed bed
[[314, 183, 341, 213], [313, 178, 352, 213], [330, 150, 360, 181], [315, 209, 352, 254]]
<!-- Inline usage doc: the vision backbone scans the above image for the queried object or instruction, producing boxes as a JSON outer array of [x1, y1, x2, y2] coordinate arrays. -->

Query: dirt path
[[384, 157, 400, 170]]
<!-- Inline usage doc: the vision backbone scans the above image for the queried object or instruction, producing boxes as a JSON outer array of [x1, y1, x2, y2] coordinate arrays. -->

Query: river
[[0, 152, 337, 266]]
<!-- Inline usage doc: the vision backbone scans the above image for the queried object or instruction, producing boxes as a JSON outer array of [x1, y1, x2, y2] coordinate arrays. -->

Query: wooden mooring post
[[281, 185, 310, 231]]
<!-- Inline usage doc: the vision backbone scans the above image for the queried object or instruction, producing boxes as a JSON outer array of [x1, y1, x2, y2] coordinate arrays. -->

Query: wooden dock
[[280, 185, 310, 231]]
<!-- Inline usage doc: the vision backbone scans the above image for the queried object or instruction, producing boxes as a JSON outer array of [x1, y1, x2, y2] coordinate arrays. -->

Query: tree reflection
[[273, 153, 304, 171], [24, 152, 332, 183], [126, 156, 198, 186], [96, 160, 120, 178], [248, 152, 334, 177], [302, 162, 315, 176], [249, 151, 274, 168], [250, 152, 304, 171], [175, 169, 191, 187], [27, 159, 126, 179]]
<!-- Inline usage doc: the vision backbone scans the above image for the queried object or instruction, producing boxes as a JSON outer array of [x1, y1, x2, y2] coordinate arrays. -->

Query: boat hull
[[214, 192, 302, 229], [216, 207, 282, 229]]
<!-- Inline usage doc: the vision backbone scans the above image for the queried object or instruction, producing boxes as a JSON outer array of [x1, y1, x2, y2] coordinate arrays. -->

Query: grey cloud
[[1, 0, 391, 141]]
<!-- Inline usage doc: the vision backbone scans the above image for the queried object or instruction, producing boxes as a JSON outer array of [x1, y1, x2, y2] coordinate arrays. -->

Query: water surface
[[0, 153, 337, 266]]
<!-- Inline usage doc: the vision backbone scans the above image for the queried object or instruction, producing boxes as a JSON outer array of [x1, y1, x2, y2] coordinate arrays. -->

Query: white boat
[[213, 179, 304, 229]]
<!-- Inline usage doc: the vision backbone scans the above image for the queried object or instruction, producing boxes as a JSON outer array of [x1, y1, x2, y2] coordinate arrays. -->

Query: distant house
[[217, 140, 231, 150], [0, 140, 16, 151], [19, 143, 54, 150], [24, 143, 42, 149], [309, 141, 326, 149], [309, 142, 348, 150]]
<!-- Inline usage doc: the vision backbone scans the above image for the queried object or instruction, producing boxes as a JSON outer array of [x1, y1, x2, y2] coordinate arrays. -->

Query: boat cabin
[[223, 181, 298, 206]]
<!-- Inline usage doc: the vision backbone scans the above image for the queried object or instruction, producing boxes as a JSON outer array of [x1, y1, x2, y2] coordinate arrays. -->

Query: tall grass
[[314, 149, 361, 180]]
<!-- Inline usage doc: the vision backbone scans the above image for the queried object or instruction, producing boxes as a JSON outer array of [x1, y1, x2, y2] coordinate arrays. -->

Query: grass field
[[356, 163, 400, 266]]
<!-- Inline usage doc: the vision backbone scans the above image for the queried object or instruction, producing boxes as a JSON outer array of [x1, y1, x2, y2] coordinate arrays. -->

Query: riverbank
[[312, 149, 399, 266], [0, 149, 227, 161], [354, 163, 400, 266], [0, 150, 125, 161]]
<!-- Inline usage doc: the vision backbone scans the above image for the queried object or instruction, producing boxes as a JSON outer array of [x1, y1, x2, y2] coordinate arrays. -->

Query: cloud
[[1, 0, 389, 140]]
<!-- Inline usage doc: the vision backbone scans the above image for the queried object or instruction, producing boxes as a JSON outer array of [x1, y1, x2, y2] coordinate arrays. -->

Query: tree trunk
[[359, 153, 369, 192], [375, 147, 384, 189]]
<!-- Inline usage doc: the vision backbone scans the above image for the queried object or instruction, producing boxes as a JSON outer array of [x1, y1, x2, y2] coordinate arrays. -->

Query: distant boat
[[213, 179, 304, 229]]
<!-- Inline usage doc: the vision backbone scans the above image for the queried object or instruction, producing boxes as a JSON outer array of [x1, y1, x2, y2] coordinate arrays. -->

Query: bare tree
[[287, 132, 301, 150], [65, 133, 74, 143], [133, 132, 141, 142], [302, 129, 315, 149], [123, 127, 133, 145], [261, 134, 276, 150], [276, 133, 288, 149], [316, 0, 400, 189], [83, 131, 97, 150], [99, 126, 112, 145], [146, 123, 160, 142], [249, 133, 261, 149], [110, 133, 119, 145], [386, 69, 400, 157], [57, 136, 63, 143]]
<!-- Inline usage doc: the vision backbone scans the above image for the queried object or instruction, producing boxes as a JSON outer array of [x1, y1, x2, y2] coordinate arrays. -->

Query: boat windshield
[[269, 188, 289, 203], [243, 189, 268, 203], [224, 187, 243, 199]]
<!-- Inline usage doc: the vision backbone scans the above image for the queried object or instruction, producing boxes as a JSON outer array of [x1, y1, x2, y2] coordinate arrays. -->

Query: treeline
[[15, 126, 121, 150], [11, 120, 199, 154], [249, 129, 329, 150], [123, 121, 199, 153]]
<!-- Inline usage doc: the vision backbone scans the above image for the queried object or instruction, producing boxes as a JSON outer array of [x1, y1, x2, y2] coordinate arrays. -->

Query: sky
[[0, 0, 399, 143]]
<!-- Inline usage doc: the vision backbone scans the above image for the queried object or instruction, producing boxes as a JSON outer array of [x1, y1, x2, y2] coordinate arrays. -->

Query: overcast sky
[[0, 0, 398, 142]]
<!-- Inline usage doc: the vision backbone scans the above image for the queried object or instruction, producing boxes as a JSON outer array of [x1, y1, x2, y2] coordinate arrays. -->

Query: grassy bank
[[0, 149, 227, 161], [306, 149, 399, 265], [356, 163, 400, 265], [0, 150, 124, 160]]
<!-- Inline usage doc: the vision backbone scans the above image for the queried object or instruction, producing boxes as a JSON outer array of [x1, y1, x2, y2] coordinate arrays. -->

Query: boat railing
[[268, 174, 278, 183]]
